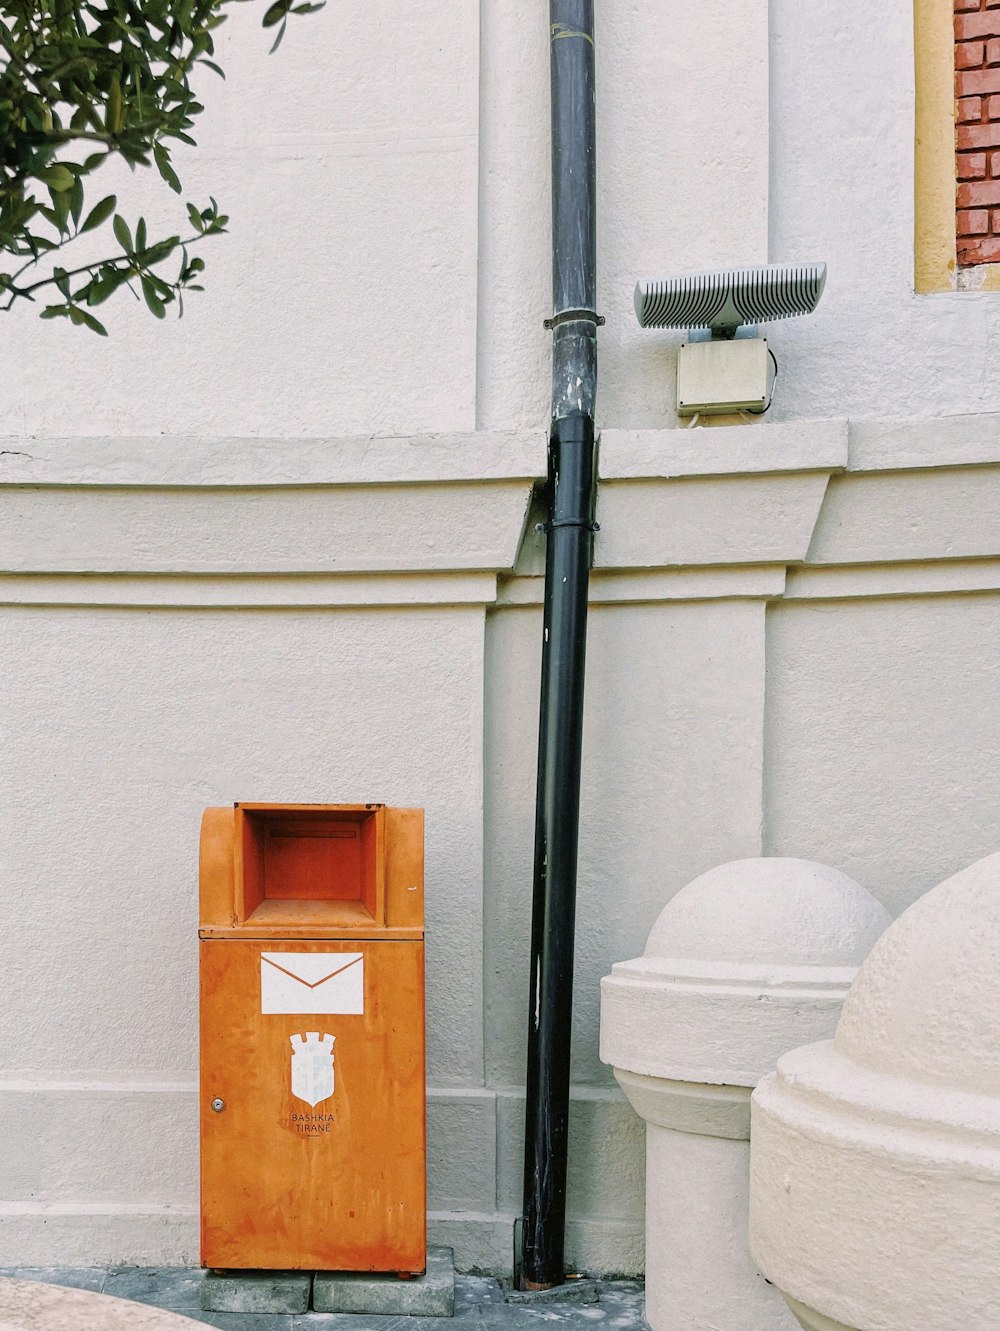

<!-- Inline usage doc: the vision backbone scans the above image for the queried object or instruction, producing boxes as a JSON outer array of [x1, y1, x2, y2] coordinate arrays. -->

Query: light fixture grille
[[634, 263, 827, 333]]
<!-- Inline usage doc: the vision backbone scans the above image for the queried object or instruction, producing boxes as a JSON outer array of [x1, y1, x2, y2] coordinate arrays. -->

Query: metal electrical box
[[199, 802, 425, 1274]]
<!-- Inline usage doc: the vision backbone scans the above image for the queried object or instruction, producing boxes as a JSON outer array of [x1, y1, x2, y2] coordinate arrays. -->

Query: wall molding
[[1, 415, 1000, 604], [0, 572, 501, 609], [5, 415, 1000, 599]]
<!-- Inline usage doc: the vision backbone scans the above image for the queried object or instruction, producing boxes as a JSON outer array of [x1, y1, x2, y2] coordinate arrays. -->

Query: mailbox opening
[[235, 804, 386, 928]]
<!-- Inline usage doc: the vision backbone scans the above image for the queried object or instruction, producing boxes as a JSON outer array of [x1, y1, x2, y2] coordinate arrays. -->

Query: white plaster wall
[[4, 0, 1000, 1281], [477, 0, 769, 431], [764, 593, 1000, 917], [4, 421, 1000, 1271], [5, 0, 1000, 438], [4, 1, 479, 437], [484, 598, 766, 1090], [0, 595, 499, 1266], [767, 0, 1000, 422], [0, 606, 487, 1080], [481, 0, 1000, 431]]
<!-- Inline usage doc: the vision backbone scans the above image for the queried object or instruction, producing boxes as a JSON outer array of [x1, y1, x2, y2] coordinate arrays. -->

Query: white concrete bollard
[[600, 858, 890, 1331], [749, 851, 1000, 1331]]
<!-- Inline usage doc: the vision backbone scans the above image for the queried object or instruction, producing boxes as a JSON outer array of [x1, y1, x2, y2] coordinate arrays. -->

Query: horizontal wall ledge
[[786, 559, 1000, 600], [8, 418, 1000, 581], [806, 465, 1000, 565], [596, 473, 831, 569], [598, 419, 848, 479], [1, 482, 534, 576], [0, 432, 546, 489], [498, 566, 787, 605], [848, 411, 1000, 472], [0, 572, 500, 609], [0, 422, 848, 489], [4, 414, 996, 492]]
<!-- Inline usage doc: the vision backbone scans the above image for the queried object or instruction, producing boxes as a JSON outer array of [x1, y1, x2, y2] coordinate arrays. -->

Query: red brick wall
[[956, 0, 1000, 264]]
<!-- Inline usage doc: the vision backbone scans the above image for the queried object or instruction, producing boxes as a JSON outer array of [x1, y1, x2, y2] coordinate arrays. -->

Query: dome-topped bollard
[[600, 858, 890, 1331], [749, 851, 1000, 1331]]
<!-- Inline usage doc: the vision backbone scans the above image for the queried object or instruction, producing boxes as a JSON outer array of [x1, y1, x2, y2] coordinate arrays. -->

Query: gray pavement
[[0, 1269, 647, 1331]]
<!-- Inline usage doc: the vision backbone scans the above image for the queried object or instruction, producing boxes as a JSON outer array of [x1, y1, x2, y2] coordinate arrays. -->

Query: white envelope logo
[[260, 952, 364, 1015]]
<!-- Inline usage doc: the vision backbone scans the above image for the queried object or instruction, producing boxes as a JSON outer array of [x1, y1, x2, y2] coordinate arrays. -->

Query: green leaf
[[186, 202, 205, 233], [68, 175, 85, 228], [107, 74, 123, 134], [136, 217, 147, 254], [141, 274, 167, 318], [39, 164, 74, 192], [262, 0, 291, 27], [53, 267, 71, 298], [87, 269, 129, 305], [50, 187, 71, 234], [113, 214, 133, 253], [139, 237, 180, 267], [77, 308, 109, 336], [40, 304, 71, 320], [81, 195, 117, 233], [153, 143, 182, 194]]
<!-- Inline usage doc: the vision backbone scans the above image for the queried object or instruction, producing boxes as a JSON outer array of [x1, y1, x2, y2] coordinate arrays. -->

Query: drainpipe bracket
[[543, 308, 605, 330], [536, 518, 600, 534]]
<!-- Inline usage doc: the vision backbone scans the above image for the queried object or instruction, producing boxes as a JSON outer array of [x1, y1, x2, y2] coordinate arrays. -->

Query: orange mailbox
[[199, 802, 425, 1274]]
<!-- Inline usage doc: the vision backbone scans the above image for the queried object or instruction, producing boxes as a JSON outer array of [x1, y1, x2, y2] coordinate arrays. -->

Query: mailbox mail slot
[[199, 803, 425, 1273]]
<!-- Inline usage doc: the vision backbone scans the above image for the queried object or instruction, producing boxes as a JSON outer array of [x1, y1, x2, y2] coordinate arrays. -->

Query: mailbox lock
[[211, 1097, 226, 1113]]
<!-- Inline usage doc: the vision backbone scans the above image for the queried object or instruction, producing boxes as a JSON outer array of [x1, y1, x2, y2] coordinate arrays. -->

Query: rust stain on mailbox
[[199, 803, 426, 1273]]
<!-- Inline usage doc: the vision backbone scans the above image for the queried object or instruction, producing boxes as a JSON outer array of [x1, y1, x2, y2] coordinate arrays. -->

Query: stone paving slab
[[505, 1281, 599, 1306], [102, 1268, 294, 1331], [104, 1268, 204, 1307], [313, 1247, 454, 1316], [201, 1270, 312, 1315], [454, 1276, 507, 1311], [292, 1318, 470, 1331], [0, 1269, 647, 1331], [0, 1268, 106, 1294]]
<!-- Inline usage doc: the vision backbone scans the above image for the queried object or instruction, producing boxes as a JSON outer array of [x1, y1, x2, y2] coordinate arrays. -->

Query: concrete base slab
[[200, 1270, 312, 1315], [505, 1281, 599, 1306], [313, 1247, 455, 1316]]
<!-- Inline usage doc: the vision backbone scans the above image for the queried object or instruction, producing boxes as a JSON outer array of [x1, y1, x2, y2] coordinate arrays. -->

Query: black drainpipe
[[519, 0, 599, 1292]]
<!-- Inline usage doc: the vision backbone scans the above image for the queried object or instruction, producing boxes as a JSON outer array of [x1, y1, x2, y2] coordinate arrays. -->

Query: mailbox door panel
[[200, 939, 425, 1271]]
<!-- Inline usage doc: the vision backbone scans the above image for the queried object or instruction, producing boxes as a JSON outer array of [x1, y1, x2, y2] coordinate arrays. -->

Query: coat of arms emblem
[[289, 1032, 336, 1107]]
